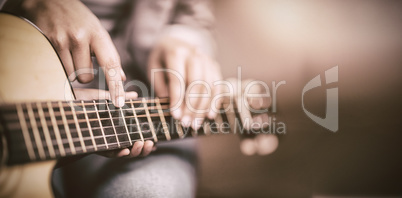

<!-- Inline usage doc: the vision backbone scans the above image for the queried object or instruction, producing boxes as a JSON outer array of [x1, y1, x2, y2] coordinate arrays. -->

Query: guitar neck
[[0, 97, 242, 165]]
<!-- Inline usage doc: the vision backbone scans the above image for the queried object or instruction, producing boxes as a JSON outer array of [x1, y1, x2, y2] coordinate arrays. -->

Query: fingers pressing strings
[[91, 31, 126, 108], [165, 48, 187, 120], [185, 55, 208, 130], [209, 62, 223, 119], [147, 48, 169, 100]]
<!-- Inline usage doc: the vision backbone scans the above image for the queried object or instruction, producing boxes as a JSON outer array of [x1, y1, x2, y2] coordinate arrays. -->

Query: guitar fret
[[175, 121, 184, 139], [225, 102, 238, 134], [93, 100, 109, 149], [191, 120, 198, 137], [37, 102, 56, 158], [191, 128, 198, 137], [235, 99, 250, 132], [130, 99, 144, 142], [48, 101, 66, 156], [59, 101, 76, 154], [142, 98, 157, 142], [155, 98, 170, 141], [0, 96, 247, 165], [214, 112, 224, 134], [104, 101, 120, 148], [70, 101, 86, 153], [119, 106, 132, 146], [203, 121, 211, 136], [26, 103, 46, 160], [82, 101, 97, 151], [16, 104, 36, 161]]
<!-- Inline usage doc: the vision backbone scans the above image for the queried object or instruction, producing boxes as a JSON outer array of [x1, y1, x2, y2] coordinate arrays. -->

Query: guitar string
[[5, 110, 222, 131], [5, 104, 235, 120], [11, 121, 212, 156], [1, 97, 235, 107], [12, 128, 183, 149], [4, 104, 233, 130], [2, 105, 171, 122], [1, 99, 236, 130], [12, 114, 224, 148], [9, 104, 230, 146], [6, 108, 233, 155], [3, 103, 170, 114], [3, 100, 233, 118], [13, 126, 196, 148], [9, 115, 233, 158], [0, 98, 170, 109], [5, 100, 236, 157], [0, 98, 235, 111]]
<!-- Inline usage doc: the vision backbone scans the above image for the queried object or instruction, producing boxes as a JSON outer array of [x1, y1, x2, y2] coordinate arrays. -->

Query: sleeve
[[124, 0, 217, 70], [159, 0, 217, 57]]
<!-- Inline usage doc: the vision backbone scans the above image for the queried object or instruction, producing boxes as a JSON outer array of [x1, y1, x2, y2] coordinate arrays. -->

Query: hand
[[148, 37, 222, 129], [3, 0, 126, 107], [226, 79, 279, 156], [74, 88, 155, 157], [240, 134, 279, 156]]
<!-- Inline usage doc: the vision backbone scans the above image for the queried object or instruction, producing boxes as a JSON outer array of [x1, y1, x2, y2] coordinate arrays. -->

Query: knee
[[96, 155, 196, 198]]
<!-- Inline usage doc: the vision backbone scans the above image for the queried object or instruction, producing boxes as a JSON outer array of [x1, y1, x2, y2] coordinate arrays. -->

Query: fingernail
[[116, 96, 125, 107], [171, 109, 182, 119], [121, 148, 130, 156], [181, 115, 191, 128], [133, 141, 144, 156], [127, 92, 138, 99], [120, 69, 126, 80]]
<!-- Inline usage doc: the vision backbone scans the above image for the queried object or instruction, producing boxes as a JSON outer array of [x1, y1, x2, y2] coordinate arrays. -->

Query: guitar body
[[0, 13, 74, 197]]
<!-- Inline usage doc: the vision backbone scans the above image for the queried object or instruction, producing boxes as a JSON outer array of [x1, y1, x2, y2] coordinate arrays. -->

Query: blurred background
[[196, 0, 402, 197]]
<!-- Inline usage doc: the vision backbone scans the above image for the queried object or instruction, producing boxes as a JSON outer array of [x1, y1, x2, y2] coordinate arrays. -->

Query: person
[[1, 0, 278, 197]]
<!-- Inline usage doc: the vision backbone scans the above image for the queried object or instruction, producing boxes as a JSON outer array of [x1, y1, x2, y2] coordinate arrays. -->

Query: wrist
[[157, 24, 216, 57]]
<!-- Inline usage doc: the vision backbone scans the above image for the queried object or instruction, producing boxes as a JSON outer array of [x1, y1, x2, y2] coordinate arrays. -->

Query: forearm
[[164, 0, 216, 56], [125, 0, 216, 70]]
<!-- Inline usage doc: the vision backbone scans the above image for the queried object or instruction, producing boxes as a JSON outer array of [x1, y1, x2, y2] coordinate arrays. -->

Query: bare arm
[[2, 0, 126, 107]]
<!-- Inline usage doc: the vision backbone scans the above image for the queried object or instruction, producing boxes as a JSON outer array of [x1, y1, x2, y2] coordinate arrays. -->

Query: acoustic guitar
[[0, 12, 269, 197]]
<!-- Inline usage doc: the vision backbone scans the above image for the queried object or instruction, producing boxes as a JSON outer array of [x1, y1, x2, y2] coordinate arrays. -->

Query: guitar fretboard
[[0, 98, 242, 165]]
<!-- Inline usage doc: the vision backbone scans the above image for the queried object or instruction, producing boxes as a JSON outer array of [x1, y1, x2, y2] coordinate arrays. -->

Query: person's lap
[[52, 139, 197, 198]]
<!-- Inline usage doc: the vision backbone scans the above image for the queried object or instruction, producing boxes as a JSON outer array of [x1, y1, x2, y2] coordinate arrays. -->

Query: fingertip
[[115, 96, 125, 108], [192, 118, 204, 131], [240, 138, 257, 156], [171, 108, 182, 120], [207, 110, 217, 120], [117, 148, 130, 157], [108, 73, 125, 108], [135, 140, 144, 150], [181, 115, 192, 128], [130, 141, 144, 157], [126, 92, 138, 99], [145, 140, 154, 148], [142, 141, 154, 156], [120, 69, 127, 81], [256, 134, 279, 156]]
